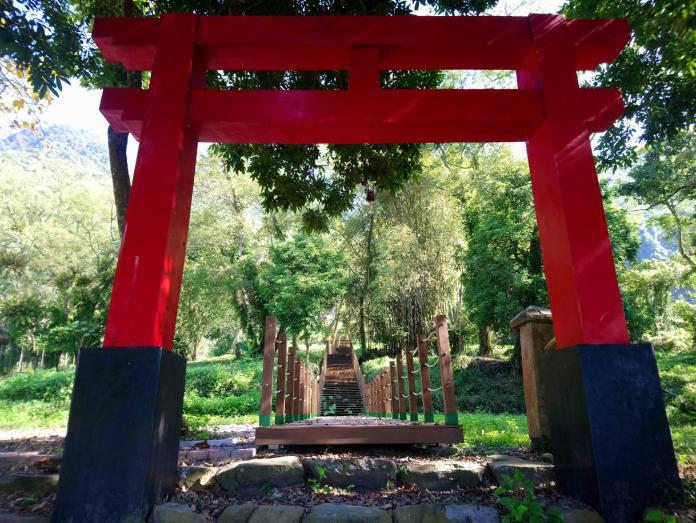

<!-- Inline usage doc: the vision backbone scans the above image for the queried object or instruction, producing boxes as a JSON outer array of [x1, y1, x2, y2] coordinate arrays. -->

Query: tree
[[453, 144, 546, 355], [340, 149, 465, 353], [191, 0, 497, 231], [8, 0, 500, 236], [258, 232, 350, 355], [563, 0, 696, 169], [1, 0, 82, 97], [0, 295, 45, 371], [174, 244, 235, 360], [620, 130, 695, 268]]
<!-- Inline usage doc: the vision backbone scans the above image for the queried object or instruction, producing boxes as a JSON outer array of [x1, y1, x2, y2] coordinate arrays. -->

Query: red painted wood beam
[[92, 16, 629, 72], [103, 14, 203, 349], [518, 14, 629, 348], [100, 87, 623, 144]]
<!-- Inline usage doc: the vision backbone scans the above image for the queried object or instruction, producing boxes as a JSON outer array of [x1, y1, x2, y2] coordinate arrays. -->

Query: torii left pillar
[[52, 14, 201, 523]]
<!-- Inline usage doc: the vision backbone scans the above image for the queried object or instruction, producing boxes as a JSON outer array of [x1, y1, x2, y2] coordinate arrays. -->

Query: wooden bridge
[[255, 316, 463, 446]]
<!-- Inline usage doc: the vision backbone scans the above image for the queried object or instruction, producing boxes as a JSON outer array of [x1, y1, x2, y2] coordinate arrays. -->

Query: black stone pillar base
[[544, 344, 681, 523], [52, 347, 186, 523]]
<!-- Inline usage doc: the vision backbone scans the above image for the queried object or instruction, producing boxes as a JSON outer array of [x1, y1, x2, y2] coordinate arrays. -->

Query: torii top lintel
[[94, 15, 630, 145]]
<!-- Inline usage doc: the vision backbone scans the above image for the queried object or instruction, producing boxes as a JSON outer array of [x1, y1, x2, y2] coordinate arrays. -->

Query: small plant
[[309, 465, 332, 494], [643, 508, 677, 523], [494, 470, 562, 523], [386, 479, 394, 490]]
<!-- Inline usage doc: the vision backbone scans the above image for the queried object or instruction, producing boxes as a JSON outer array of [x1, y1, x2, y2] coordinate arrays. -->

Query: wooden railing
[[351, 345, 367, 408], [259, 316, 320, 426], [363, 315, 459, 426], [319, 350, 327, 406]]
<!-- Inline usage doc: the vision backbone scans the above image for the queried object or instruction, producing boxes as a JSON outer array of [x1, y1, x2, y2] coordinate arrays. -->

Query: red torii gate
[[97, 14, 630, 351], [52, 14, 680, 523]]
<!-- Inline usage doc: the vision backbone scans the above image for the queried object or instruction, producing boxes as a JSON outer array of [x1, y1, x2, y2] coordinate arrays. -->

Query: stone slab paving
[[394, 504, 500, 523], [0, 474, 59, 495], [179, 447, 256, 464], [304, 457, 397, 490], [400, 461, 485, 491], [153, 503, 610, 523], [303, 503, 391, 523], [0, 513, 50, 523], [217, 456, 304, 492], [153, 502, 206, 523], [486, 454, 555, 485], [0, 453, 61, 471]]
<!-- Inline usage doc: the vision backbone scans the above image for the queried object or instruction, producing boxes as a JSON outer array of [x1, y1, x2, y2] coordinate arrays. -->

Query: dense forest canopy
[[0, 0, 694, 372]]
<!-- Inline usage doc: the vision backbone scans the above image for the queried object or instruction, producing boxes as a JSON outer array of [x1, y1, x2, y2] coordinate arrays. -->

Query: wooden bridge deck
[[255, 416, 463, 446]]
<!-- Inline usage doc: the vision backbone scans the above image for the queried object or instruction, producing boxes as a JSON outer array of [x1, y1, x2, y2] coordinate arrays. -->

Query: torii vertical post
[[519, 15, 680, 521], [53, 14, 200, 523]]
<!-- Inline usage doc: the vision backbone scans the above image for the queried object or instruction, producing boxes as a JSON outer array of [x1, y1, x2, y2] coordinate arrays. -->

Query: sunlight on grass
[[0, 399, 69, 429], [433, 411, 530, 451]]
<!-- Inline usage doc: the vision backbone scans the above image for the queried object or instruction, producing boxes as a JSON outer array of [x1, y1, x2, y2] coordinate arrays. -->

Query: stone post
[[510, 306, 554, 452]]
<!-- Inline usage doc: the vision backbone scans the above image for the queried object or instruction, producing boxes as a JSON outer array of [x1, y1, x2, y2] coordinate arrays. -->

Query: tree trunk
[[40, 348, 45, 369], [478, 325, 491, 357], [17, 345, 25, 372], [107, 126, 131, 238], [666, 201, 695, 268], [510, 332, 522, 371], [359, 297, 367, 351], [107, 66, 141, 239], [305, 336, 310, 363], [28, 329, 37, 370]]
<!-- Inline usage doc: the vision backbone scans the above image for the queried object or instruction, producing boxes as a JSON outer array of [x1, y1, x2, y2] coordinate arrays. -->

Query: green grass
[[0, 348, 693, 465], [0, 399, 69, 429], [437, 411, 530, 451], [656, 350, 696, 465]]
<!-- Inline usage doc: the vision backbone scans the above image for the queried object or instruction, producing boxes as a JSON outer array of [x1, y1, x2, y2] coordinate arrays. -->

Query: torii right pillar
[[519, 15, 680, 522]]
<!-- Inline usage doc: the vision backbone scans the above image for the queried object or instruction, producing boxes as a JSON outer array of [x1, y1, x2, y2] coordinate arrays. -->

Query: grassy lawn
[[0, 349, 693, 463]]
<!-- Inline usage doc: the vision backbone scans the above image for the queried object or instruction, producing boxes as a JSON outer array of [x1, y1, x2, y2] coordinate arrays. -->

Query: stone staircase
[[321, 343, 364, 416]]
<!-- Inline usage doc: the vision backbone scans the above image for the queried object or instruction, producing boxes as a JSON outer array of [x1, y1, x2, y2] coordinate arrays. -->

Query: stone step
[[149, 501, 603, 523]]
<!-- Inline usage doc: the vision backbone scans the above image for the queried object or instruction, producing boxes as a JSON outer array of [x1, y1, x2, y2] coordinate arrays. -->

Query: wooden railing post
[[299, 362, 305, 420], [351, 347, 367, 410], [405, 345, 419, 422], [274, 331, 287, 425], [376, 373, 382, 418], [259, 316, 277, 427], [369, 380, 375, 416], [285, 346, 295, 423], [385, 369, 392, 417], [380, 372, 386, 418], [389, 361, 399, 419], [396, 350, 407, 420], [319, 350, 327, 415], [417, 330, 434, 423], [293, 354, 301, 422], [305, 366, 311, 419], [315, 377, 320, 417], [435, 315, 458, 426]]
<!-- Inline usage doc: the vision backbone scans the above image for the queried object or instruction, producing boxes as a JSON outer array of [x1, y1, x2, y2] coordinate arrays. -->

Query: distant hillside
[[0, 124, 678, 264], [0, 125, 109, 175]]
